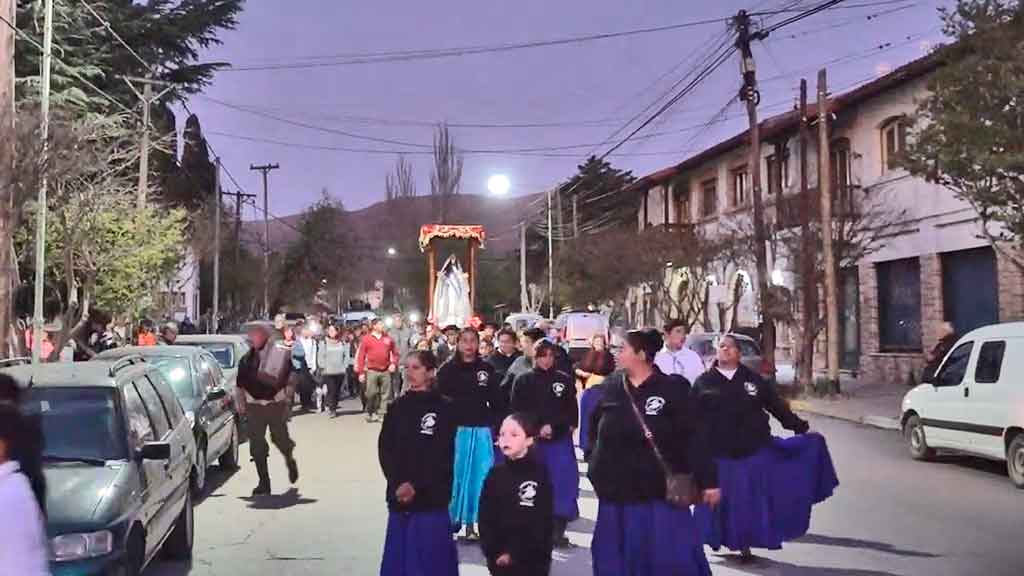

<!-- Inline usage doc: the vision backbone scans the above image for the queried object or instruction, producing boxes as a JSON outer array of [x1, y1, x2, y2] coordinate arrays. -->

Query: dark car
[[3, 358, 195, 576], [96, 346, 239, 497]]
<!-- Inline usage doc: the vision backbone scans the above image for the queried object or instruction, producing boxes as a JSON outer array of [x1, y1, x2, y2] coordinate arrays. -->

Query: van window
[[936, 342, 973, 388], [974, 341, 1006, 384]]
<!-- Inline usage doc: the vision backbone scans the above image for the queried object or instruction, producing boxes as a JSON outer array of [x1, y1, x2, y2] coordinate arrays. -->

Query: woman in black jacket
[[479, 412, 554, 575], [436, 327, 504, 541], [692, 334, 839, 562], [378, 350, 459, 576], [510, 340, 579, 548], [587, 330, 717, 576]]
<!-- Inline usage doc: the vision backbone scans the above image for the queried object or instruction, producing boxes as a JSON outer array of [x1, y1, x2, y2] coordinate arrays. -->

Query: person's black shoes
[[252, 460, 271, 496], [286, 457, 299, 484]]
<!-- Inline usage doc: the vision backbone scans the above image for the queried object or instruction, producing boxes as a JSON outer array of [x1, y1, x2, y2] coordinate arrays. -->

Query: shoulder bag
[[621, 377, 699, 508]]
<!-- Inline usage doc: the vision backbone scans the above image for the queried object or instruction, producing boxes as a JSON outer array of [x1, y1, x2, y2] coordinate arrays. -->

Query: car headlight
[[51, 530, 114, 562], [185, 410, 196, 427]]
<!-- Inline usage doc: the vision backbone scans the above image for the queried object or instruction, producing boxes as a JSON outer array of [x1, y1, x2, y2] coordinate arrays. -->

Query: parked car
[[505, 312, 544, 333], [901, 322, 1024, 488], [2, 358, 195, 576], [175, 334, 250, 397], [686, 332, 772, 379], [340, 310, 378, 327], [554, 311, 610, 363], [96, 346, 239, 497]]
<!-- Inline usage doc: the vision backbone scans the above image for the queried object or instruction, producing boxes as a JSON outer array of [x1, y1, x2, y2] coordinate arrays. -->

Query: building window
[[730, 166, 749, 207], [876, 257, 922, 352], [675, 185, 691, 223], [700, 179, 717, 217], [881, 117, 908, 173], [831, 139, 852, 213], [767, 152, 788, 195]]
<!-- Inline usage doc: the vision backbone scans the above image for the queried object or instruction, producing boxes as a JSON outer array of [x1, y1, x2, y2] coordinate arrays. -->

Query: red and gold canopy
[[419, 224, 486, 252]]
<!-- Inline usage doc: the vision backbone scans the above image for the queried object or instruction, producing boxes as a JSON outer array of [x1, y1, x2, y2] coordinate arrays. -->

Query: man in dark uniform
[[237, 322, 299, 496]]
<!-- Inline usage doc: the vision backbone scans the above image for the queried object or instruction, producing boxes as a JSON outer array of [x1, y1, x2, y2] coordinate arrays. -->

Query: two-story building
[[628, 53, 1024, 385]]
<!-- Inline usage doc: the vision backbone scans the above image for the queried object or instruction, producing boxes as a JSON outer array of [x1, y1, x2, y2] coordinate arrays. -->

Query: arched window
[[880, 116, 908, 174]]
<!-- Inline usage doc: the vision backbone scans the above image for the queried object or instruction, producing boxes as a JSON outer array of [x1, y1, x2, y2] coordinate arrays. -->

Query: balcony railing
[[775, 186, 858, 229]]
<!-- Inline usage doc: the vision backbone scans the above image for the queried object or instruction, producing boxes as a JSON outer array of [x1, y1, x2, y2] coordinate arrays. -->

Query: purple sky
[[180, 0, 951, 218]]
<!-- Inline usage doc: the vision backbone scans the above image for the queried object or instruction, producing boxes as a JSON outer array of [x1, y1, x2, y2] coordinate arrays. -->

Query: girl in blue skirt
[[587, 329, 718, 576], [510, 340, 579, 548], [479, 412, 554, 575], [379, 350, 459, 576], [437, 327, 505, 541], [692, 334, 839, 563]]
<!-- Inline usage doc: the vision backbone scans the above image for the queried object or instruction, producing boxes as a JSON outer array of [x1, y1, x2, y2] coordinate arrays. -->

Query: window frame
[[132, 378, 171, 439], [729, 165, 750, 207], [766, 152, 788, 195], [974, 340, 1006, 384], [700, 178, 718, 218], [876, 257, 923, 352], [935, 341, 974, 388], [122, 383, 156, 452], [881, 117, 908, 173]]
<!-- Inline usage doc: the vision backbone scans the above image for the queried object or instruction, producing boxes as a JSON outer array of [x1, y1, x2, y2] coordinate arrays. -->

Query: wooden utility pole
[[220, 188, 256, 313], [520, 222, 528, 312], [547, 189, 554, 319], [212, 158, 221, 334], [818, 69, 840, 393], [798, 79, 818, 393], [734, 10, 775, 371], [123, 77, 173, 209], [250, 163, 279, 317], [0, 0, 14, 358], [572, 195, 579, 239]]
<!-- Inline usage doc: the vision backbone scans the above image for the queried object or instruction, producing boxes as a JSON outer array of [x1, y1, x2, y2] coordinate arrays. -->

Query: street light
[[387, 247, 397, 257], [487, 174, 511, 196]]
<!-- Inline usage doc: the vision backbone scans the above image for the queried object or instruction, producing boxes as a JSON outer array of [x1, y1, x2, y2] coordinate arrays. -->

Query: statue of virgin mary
[[431, 255, 473, 328]]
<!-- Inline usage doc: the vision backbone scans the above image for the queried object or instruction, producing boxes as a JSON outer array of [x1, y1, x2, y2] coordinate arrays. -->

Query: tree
[[555, 156, 638, 237], [385, 155, 416, 202], [273, 192, 350, 311], [430, 124, 462, 223], [902, 0, 1024, 266]]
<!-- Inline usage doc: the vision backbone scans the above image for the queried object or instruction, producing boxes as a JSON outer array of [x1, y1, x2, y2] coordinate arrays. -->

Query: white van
[[555, 312, 610, 363], [901, 322, 1024, 488]]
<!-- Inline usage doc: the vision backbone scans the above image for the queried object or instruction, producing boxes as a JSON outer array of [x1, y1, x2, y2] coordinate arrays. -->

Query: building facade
[[628, 55, 1023, 385]]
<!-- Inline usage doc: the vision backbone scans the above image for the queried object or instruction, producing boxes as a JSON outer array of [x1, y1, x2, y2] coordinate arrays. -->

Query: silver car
[[175, 334, 250, 397], [686, 332, 772, 379]]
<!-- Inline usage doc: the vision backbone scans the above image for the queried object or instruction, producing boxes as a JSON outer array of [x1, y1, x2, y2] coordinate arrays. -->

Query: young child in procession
[[0, 404, 50, 576], [378, 350, 459, 576], [479, 412, 554, 576]]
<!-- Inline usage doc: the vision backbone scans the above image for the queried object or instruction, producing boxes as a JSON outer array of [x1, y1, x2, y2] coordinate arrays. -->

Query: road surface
[[146, 399, 1024, 576]]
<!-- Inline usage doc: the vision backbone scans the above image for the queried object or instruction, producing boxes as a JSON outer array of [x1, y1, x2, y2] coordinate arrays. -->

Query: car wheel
[[904, 415, 935, 461], [116, 530, 144, 576], [218, 423, 239, 469], [191, 445, 206, 497], [1007, 434, 1024, 489], [162, 490, 194, 560]]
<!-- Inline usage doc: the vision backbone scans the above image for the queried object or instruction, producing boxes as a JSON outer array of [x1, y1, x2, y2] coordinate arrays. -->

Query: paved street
[[146, 400, 1024, 576]]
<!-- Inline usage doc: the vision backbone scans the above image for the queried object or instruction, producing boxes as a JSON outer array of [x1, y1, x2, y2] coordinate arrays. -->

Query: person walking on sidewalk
[[237, 322, 300, 496], [391, 314, 415, 396], [378, 350, 459, 576], [297, 323, 322, 412], [357, 318, 399, 422], [437, 328, 504, 541], [692, 334, 838, 563], [319, 323, 352, 418], [509, 340, 579, 548], [654, 319, 705, 384]]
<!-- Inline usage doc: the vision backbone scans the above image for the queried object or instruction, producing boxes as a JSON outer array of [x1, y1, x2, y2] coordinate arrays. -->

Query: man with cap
[[237, 322, 299, 496]]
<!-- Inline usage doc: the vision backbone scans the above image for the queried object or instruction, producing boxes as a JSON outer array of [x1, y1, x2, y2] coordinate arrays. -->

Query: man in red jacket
[[356, 318, 399, 422]]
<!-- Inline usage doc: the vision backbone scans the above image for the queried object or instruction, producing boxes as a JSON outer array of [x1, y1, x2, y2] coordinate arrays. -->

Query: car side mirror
[[207, 387, 227, 401], [138, 441, 171, 461]]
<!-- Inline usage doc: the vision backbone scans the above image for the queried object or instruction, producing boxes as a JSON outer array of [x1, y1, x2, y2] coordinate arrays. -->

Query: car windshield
[[193, 343, 234, 369], [149, 357, 197, 399], [21, 388, 127, 462]]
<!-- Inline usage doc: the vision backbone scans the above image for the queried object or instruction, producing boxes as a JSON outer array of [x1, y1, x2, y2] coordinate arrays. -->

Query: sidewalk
[[787, 378, 906, 431]]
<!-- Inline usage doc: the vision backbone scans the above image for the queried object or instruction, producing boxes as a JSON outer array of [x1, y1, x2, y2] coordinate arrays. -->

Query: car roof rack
[[108, 355, 147, 377], [0, 357, 32, 368]]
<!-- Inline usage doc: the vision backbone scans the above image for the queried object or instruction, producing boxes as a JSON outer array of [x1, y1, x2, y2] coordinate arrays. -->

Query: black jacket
[[587, 371, 717, 503], [378, 390, 457, 512], [510, 367, 578, 440], [488, 350, 522, 383], [437, 355, 504, 428], [479, 452, 554, 576], [692, 364, 809, 460]]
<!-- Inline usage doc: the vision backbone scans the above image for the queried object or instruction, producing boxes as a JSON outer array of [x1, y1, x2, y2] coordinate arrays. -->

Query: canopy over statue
[[419, 225, 485, 327]]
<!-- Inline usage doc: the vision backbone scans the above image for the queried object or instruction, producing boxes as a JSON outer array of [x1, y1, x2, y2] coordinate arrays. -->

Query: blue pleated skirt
[[694, 433, 839, 552], [449, 426, 495, 526], [380, 510, 459, 576], [536, 435, 580, 521], [578, 385, 604, 452], [592, 500, 712, 576]]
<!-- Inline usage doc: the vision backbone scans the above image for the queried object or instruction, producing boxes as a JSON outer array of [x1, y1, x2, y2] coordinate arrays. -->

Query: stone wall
[[997, 248, 1024, 321]]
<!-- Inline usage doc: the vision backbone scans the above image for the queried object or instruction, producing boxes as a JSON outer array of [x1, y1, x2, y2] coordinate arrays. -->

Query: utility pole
[[123, 76, 173, 210], [734, 10, 775, 372], [818, 69, 840, 393], [220, 188, 256, 315], [547, 189, 554, 319], [212, 158, 221, 335], [32, 0, 54, 364], [572, 196, 579, 239], [0, 0, 14, 358], [798, 79, 817, 393], [520, 222, 528, 312], [250, 163, 279, 317]]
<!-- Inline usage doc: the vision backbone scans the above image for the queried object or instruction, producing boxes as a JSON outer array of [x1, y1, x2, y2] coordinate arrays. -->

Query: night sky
[[180, 0, 951, 217]]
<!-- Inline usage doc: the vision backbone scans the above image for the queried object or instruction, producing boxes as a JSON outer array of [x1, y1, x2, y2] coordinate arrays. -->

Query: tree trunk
[[0, 0, 14, 360]]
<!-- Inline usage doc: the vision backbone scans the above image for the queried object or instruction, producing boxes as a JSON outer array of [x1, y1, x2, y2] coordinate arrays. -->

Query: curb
[[789, 399, 900, 431]]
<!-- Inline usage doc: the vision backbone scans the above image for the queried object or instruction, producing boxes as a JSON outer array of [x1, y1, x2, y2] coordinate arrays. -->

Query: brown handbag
[[621, 377, 699, 508]]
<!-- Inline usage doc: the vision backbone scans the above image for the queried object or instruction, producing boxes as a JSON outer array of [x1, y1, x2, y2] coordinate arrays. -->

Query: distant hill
[[241, 192, 542, 256]]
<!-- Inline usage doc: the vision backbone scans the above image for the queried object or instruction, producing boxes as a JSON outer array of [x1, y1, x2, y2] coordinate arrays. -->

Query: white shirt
[[716, 366, 739, 380], [300, 337, 319, 373], [654, 345, 706, 384], [0, 461, 50, 576]]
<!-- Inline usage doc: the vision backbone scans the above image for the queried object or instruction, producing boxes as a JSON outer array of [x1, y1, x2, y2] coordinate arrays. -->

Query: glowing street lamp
[[487, 174, 511, 196], [387, 247, 397, 257]]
